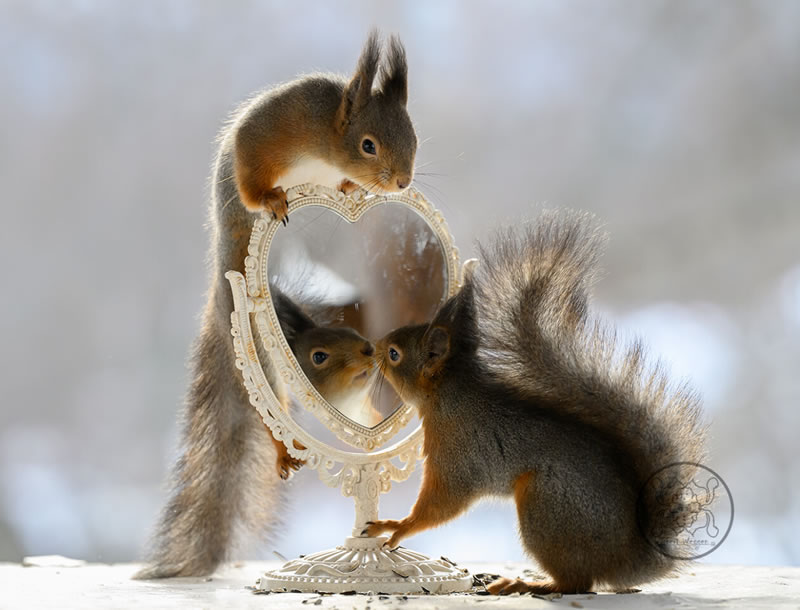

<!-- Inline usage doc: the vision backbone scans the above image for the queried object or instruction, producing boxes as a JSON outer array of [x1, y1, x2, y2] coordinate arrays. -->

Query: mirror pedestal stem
[[350, 462, 381, 538]]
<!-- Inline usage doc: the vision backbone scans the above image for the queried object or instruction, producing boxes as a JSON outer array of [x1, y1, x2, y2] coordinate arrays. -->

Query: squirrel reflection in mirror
[[272, 288, 381, 430], [136, 30, 417, 579], [366, 210, 706, 594]]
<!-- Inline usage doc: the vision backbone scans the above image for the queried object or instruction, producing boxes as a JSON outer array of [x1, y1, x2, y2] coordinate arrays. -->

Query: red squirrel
[[136, 31, 417, 579], [366, 210, 706, 594]]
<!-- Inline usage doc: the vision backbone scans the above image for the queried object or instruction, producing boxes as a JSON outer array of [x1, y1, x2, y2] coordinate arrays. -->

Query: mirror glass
[[267, 202, 447, 429]]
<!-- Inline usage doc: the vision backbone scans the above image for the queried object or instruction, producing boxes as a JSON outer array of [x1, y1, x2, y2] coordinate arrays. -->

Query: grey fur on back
[[472, 209, 707, 550]]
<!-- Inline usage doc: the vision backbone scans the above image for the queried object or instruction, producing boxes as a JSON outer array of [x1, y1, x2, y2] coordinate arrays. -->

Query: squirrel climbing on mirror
[[365, 210, 707, 594], [135, 30, 417, 579], [234, 29, 416, 220]]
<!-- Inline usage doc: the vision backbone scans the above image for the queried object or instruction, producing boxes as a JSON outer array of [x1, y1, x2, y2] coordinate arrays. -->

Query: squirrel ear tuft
[[433, 279, 475, 328], [429, 279, 478, 356], [422, 281, 476, 377], [379, 35, 408, 105], [337, 29, 382, 131]]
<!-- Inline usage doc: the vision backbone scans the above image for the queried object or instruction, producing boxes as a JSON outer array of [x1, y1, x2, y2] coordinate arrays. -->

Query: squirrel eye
[[312, 351, 329, 366], [388, 347, 401, 362], [361, 138, 377, 156]]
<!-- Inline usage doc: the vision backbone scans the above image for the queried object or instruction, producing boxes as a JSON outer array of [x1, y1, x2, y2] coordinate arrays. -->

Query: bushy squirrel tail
[[472, 209, 707, 560], [133, 301, 286, 579]]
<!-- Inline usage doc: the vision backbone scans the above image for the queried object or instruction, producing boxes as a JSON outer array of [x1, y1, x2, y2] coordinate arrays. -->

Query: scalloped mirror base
[[257, 536, 473, 594]]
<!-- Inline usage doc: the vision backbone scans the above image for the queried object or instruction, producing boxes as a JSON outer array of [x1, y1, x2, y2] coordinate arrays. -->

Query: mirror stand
[[260, 466, 471, 594], [224, 184, 474, 594]]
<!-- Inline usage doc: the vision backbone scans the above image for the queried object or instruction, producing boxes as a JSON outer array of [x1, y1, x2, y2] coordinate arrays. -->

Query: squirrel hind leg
[[132, 562, 193, 580], [486, 577, 592, 595], [511, 470, 595, 594]]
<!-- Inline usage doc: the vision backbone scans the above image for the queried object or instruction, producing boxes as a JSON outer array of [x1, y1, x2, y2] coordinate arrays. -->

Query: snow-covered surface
[[1, 560, 798, 609]]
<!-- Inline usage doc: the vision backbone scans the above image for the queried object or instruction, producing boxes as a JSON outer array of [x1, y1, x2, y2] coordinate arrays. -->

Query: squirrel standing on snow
[[136, 30, 417, 579], [366, 210, 707, 594]]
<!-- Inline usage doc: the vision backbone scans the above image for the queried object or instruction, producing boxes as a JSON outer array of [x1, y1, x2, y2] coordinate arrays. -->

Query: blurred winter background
[[1, 0, 798, 568]]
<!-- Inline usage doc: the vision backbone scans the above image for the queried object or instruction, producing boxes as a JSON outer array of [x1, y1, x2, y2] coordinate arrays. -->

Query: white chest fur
[[276, 157, 345, 191]]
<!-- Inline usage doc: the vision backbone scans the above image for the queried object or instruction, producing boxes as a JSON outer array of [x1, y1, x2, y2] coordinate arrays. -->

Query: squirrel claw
[[276, 454, 305, 480], [360, 521, 375, 536], [259, 186, 289, 223], [363, 519, 405, 544]]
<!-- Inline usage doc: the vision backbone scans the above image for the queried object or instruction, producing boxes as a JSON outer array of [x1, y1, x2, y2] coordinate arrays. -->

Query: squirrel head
[[376, 280, 477, 411], [274, 291, 377, 410], [334, 30, 417, 193]]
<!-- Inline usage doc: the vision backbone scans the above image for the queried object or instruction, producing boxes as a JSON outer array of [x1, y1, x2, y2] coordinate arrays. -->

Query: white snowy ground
[[1, 559, 798, 609]]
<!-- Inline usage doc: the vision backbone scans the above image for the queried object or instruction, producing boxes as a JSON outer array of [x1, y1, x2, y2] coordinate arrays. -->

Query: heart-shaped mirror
[[242, 184, 462, 450], [267, 201, 446, 430]]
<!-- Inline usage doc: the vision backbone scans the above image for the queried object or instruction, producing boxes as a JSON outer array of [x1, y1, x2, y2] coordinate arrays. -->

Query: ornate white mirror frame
[[225, 184, 475, 594]]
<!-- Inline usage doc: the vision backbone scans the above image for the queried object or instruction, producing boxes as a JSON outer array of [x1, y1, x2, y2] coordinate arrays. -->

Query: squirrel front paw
[[276, 452, 304, 480], [258, 186, 290, 225], [274, 439, 306, 480], [361, 519, 399, 537], [361, 519, 408, 548], [338, 179, 360, 195]]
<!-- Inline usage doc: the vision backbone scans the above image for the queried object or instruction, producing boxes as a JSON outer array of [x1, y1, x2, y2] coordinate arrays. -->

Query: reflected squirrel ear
[[379, 35, 408, 106], [272, 290, 316, 347], [422, 326, 450, 378], [337, 29, 381, 131]]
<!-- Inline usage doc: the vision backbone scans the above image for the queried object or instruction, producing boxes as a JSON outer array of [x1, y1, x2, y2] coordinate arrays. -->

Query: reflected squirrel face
[[292, 327, 376, 404]]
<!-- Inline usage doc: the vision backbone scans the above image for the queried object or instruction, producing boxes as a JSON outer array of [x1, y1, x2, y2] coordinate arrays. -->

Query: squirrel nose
[[361, 342, 375, 357], [396, 176, 411, 190]]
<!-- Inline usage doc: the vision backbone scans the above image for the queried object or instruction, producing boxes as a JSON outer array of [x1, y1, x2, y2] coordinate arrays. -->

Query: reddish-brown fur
[[234, 128, 298, 216]]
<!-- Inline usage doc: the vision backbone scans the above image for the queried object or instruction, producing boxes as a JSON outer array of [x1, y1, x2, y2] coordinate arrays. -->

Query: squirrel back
[[471, 210, 706, 538], [369, 209, 707, 593]]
